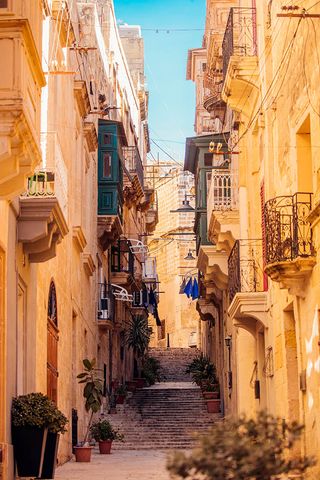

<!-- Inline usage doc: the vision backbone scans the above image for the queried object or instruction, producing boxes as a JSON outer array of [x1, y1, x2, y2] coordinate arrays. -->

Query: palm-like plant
[[77, 358, 103, 444], [125, 314, 150, 357], [186, 354, 217, 385]]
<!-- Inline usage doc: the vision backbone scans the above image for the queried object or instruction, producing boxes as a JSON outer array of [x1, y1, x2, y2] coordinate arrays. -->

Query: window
[[102, 152, 112, 178], [102, 133, 112, 146]]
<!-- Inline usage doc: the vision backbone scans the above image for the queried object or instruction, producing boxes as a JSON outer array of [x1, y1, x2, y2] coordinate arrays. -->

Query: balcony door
[[47, 281, 59, 403]]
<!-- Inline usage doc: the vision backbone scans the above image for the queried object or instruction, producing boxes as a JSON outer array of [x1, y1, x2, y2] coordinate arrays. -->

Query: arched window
[[47, 281, 59, 403]]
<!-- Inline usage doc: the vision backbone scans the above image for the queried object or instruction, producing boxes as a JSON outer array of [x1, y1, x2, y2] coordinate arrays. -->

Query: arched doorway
[[47, 281, 59, 403]]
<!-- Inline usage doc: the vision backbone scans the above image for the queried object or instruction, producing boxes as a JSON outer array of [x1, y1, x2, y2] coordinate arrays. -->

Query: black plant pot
[[40, 432, 60, 479], [12, 426, 47, 478]]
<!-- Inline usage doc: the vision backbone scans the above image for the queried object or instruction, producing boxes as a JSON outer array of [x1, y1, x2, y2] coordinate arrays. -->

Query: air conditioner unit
[[132, 291, 143, 307], [98, 297, 110, 320]]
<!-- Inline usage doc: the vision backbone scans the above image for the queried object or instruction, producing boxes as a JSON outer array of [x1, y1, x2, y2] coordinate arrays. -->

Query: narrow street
[[55, 450, 170, 480]]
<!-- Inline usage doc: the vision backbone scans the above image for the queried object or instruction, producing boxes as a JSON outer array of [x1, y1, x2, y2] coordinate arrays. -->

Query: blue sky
[[114, 0, 205, 162]]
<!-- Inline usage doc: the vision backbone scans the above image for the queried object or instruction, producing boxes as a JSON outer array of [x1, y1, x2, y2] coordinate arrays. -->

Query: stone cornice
[[82, 252, 96, 277], [228, 291, 268, 330], [74, 81, 91, 118], [83, 122, 98, 153], [72, 226, 87, 252]]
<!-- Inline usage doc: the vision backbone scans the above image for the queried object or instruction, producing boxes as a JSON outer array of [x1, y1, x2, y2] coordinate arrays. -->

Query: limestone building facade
[[186, 0, 320, 477], [0, 1, 157, 478]]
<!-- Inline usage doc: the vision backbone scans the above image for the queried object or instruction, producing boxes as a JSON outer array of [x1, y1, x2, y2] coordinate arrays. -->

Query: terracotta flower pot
[[203, 392, 219, 400], [134, 378, 146, 389], [126, 380, 138, 392], [116, 394, 125, 405], [74, 446, 92, 462], [206, 399, 220, 413], [99, 440, 112, 454]]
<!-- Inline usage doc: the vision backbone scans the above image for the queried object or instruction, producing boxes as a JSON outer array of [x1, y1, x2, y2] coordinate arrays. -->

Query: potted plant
[[75, 359, 104, 462], [186, 354, 217, 387], [90, 419, 124, 454], [40, 406, 68, 479], [142, 356, 162, 386], [202, 383, 220, 400], [115, 385, 127, 405], [11, 392, 67, 479]]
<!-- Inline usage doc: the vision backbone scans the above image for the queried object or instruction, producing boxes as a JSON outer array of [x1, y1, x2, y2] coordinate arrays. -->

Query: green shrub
[[185, 354, 217, 385], [90, 420, 124, 442], [142, 356, 162, 385], [11, 392, 68, 434], [167, 411, 315, 480]]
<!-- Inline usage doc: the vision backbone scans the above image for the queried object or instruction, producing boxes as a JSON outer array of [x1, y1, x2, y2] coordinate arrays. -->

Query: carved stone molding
[[265, 257, 316, 298], [72, 226, 87, 252], [83, 122, 98, 153], [97, 215, 123, 251], [208, 209, 239, 254], [197, 245, 228, 290], [228, 292, 268, 332], [82, 252, 96, 277], [18, 197, 68, 263], [74, 81, 91, 118]]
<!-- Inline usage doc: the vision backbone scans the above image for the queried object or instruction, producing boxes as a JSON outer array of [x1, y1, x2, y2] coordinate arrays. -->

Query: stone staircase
[[149, 347, 199, 382], [104, 348, 221, 450]]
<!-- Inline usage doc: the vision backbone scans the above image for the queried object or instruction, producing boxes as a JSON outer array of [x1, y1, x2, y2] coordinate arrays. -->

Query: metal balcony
[[264, 193, 314, 264], [122, 146, 144, 190], [228, 239, 264, 303], [222, 7, 257, 79]]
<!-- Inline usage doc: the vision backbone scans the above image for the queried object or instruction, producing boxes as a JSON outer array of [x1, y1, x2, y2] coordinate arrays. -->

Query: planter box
[[74, 446, 92, 462], [206, 399, 220, 413], [203, 392, 219, 400], [126, 380, 138, 392], [134, 378, 146, 389], [12, 426, 48, 478], [99, 440, 112, 454], [40, 432, 60, 479]]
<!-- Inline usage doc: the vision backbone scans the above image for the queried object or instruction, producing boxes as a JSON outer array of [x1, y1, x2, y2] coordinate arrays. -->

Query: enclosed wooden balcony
[[110, 239, 135, 286], [207, 169, 239, 253], [18, 171, 68, 263], [264, 193, 316, 295], [221, 7, 259, 117]]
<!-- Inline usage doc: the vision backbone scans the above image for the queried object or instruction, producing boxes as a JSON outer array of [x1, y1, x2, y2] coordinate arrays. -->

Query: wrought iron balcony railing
[[24, 170, 55, 197], [111, 239, 135, 276], [222, 7, 257, 79], [228, 239, 264, 303], [264, 193, 314, 265], [207, 169, 238, 211], [122, 146, 144, 189], [97, 283, 115, 322]]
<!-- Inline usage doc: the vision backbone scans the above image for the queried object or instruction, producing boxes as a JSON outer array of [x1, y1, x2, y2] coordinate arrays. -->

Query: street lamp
[[184, 249, 196, 260], [170, 193, 195, 213]]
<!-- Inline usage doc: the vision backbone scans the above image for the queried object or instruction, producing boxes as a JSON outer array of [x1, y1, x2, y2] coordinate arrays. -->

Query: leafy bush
[[185, 354, 217, 385], [167, 411, 315, 480], [90, 419, 124, 442], [11, 392, 68, 434], [142, 356, 162, 385], [125, 314, 150, 357], [115, 384, 127, 396]]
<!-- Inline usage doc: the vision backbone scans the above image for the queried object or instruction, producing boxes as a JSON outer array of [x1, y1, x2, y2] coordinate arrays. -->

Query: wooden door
[[47, 282, 59, 403]]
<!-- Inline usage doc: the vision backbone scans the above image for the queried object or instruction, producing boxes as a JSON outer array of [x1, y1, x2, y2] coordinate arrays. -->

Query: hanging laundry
[[192, 278, 199, 300], [149, 287, 161, 326], [183, 277, 193, 298], [179, 278, 186, 294]]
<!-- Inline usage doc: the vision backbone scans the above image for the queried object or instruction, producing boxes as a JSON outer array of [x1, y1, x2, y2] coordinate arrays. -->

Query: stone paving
[[55, 450, 172, 480]]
